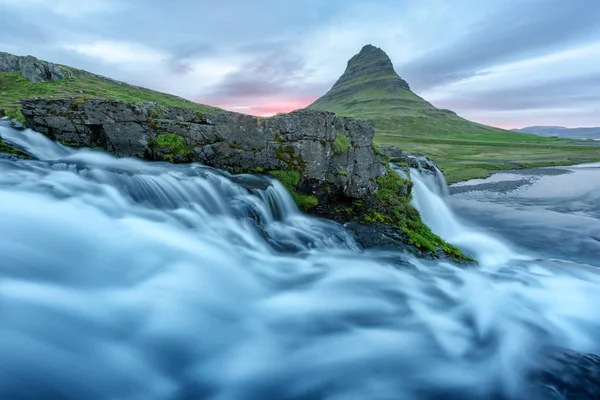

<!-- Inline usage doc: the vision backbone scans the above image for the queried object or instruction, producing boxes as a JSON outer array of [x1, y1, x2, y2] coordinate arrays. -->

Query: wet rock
[[380, 144, 403, 161], [9, 119, 24, 130], [398, 152, 439, 172]]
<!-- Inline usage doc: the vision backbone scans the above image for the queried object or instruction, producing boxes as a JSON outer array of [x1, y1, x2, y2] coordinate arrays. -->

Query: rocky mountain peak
[[333, 44, 410, 90]]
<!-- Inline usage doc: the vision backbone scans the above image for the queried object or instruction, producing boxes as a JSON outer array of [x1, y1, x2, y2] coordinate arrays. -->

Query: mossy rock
[[0, 139, 30, 159], [319, 165, 474, 263], [269, 170, 319, 211]]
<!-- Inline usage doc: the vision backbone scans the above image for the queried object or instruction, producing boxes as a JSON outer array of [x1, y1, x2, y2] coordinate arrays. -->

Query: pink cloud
[[195, 96, 318, 116]]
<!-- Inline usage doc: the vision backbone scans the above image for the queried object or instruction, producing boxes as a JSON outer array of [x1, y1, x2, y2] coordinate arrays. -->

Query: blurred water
[[1, 121, 600, 399]]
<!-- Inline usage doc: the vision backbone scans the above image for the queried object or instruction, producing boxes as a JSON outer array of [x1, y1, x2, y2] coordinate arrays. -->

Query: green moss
[[0, 138, 29, 158], [275, 144, 305, 171], [371, 141, 382, 155], [227, 141, 245, 150], [149, 133, 193, 162], [364, 211, 392, 224], [338, 169, 348, 176], [339, 165, 473, 262], [6, 108, 25, 123], [269, 170, 319, 211], [375, 169, 411, 202], [155, 133, 184, 149], [333, 132, 350, 154], [73, 96, 89, 106], [270, 170, 299, 189], [59, 140, 79, 147]]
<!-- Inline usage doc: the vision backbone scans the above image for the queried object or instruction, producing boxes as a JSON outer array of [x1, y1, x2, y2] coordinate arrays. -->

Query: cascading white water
[[405, 165, 522, 266], [2, 121, 600, 399]]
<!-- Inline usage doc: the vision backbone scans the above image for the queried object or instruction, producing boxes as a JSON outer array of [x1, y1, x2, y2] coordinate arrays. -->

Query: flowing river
[[1, 120, 599, 399]]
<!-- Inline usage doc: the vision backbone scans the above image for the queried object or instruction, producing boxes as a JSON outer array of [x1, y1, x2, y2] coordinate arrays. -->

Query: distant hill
[[513, 126, 600, 140], [307, 45, 527, 141], [0, 52, 220, 121]]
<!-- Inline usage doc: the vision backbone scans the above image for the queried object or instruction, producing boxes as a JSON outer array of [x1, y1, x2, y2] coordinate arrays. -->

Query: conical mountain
[[307, 45, 505, 137]]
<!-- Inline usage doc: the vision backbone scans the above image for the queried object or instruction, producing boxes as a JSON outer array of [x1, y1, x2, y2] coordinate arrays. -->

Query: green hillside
[[308, 45, 600, 182], [0, 54, 221, 122]]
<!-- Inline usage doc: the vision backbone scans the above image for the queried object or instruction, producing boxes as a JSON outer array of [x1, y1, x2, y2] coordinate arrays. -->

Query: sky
[[1, 0, 599, 128]]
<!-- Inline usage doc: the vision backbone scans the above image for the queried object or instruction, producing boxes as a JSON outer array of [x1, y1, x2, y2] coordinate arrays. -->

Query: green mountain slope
[[0, 52, 220, 121], [307, 45, 535, 141], [307, 45, 600, 182]]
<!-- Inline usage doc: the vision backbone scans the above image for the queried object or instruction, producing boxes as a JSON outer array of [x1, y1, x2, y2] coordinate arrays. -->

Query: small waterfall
[[0, 122, 72, 160], [398, 162, 521, 266]]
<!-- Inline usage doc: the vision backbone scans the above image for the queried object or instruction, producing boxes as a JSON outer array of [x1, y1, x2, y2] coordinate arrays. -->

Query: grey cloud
[[203, 48, 319, 99], [437, 74, 600, 112], [400, 0, 600, 91], [0, 10, 55, 47], [1, 0, 599, 125]]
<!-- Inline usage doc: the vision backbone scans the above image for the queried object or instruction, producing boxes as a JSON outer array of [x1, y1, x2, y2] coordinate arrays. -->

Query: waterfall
[[2, 120, 600, 399], [401, 163, 521, 267]]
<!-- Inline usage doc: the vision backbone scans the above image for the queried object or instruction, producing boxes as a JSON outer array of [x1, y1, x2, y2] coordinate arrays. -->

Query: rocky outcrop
[[380, 144, 403, 161], [21, 98, 386, 203], [0, 52, 72, 82], [18, 98, 473, 262]]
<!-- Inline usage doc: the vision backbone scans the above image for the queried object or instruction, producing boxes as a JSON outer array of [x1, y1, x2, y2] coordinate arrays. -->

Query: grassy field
[[0, 71, 221, 121], [378, 133, 600, 183]]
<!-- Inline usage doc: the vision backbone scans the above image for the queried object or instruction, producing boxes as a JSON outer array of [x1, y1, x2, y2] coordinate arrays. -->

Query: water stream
[[1, 120, 599, 399]]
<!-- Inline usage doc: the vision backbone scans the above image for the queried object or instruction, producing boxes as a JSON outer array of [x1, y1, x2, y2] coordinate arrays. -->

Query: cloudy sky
[[1, 0, 599, 128]]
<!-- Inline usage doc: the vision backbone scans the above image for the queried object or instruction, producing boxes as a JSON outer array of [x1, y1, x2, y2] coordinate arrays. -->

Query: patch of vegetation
[[0, 71, 222, 125], [269, 170, 319, 211], [148, 133, 193, 162], [59, 140, 79, 147], [337, 166, 473, 262], [6, 108, 25, 123], [0, 138, 30, 158], [333, 132, 350, 154], [377, 167, 472, 261], [379, 135, 600, 184], [275, 144, 305, 171], [371, 141, 382, 155], [227, 141, 245, 150]]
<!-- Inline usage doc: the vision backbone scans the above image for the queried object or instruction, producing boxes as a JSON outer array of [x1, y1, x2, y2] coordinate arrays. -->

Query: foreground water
[[1, 120, 600, 399]]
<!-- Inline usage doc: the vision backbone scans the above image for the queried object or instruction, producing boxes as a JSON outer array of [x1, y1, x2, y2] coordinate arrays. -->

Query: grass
[[378, 135, 600, 184], [333, 132, 350, 154], [0, 71, 221, 122], [148, 133, 194, 162], [269, 170, 319, 211]]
